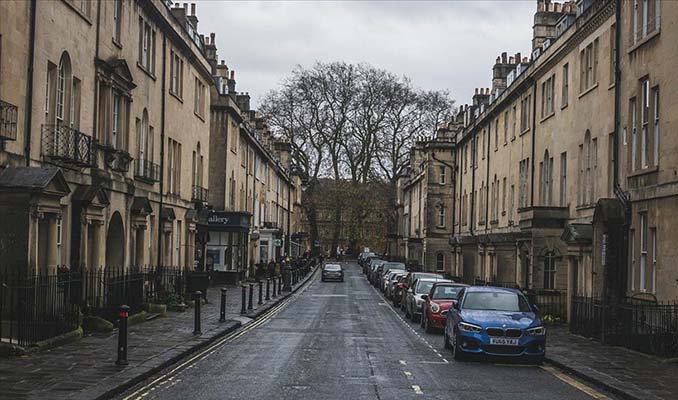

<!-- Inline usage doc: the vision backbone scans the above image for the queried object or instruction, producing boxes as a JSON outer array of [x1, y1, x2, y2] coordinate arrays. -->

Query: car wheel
[[424, 316, 434, 334], [452, 330, 466, 361]]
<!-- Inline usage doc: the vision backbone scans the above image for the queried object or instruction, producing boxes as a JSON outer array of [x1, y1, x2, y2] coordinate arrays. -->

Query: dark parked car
[[444, 286, 546, 363], [321, 264, 344, 282]]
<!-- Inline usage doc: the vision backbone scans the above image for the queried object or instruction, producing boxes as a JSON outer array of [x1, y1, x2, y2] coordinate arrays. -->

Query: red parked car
[[421, 282, 469, 333]]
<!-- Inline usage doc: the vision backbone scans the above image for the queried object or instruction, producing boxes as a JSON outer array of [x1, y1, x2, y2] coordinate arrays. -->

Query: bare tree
[[261, 61, 455, 256]]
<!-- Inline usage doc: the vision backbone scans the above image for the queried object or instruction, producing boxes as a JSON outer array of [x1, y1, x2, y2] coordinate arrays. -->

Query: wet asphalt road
[[119, 263, 611, 400]]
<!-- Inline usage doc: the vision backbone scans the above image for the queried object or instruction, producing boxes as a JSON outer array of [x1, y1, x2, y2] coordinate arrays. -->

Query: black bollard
[[219, 288, 227, 322], [248, 283, 254, 310], [240, 285, 247, 315], [116, 305, 130, 366], [272, 277, 277, 298], [266, 278, 271, 301], [258, 281, 263, 305], [193, 291, 202, 335]]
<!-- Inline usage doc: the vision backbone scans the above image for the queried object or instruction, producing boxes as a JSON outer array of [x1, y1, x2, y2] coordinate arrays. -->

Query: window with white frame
[[639, 213, 647, 292], [194, 77, 205, 117], [560, 152, 567, 206], [436, 253, 445, 271], [650, 227, 657, 293], [113, 0, 122, 43], [138, 18, 155, 73], [170, 50, 183, 98], [580, 39, 599, 93], [502, 177, 507, 214], [503, 111, 508, 144], [631, 0, 660, 46], [630, 98, 638, 170], [641, 78, 650, 168], [562, 63, 569, 106], [652, 86, 659, 166], [630, 229, 635, 291], [543, 252, 556, 289], [541, 75, 555, 117]]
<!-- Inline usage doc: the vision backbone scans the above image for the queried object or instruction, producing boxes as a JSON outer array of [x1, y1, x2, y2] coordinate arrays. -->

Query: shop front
[[206, 211, 251, 285]]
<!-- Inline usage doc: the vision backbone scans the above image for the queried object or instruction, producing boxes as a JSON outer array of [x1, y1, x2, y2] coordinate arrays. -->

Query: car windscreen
[[415, 280, 436, 294], [383, 263, 405, 270], [462, 292, 531, 312], [324, 265, 342, 271], [431, 285, 463, 300]]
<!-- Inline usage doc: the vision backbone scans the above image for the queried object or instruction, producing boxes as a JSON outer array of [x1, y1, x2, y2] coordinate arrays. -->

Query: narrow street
[[119, 263, 611, 400]]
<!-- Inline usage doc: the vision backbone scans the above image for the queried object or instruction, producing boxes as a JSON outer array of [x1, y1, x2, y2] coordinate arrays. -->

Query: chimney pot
[[220, 60, 225, 65], [230, 70, 235, 80], [496, 56, 501, 63], [191, 3, 196, 15], [515, 52, 522, 63], [523, 57, 528, 63], [509, 56, 515, 64], [537, 0, 544, 12], [183, 3, 188, 11], [501, 52, 508, 63], [210, 32, 215, 43], [475, 88, 479, 95]]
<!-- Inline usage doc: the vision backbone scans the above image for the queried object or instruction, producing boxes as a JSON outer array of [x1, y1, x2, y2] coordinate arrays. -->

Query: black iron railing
[[191, 185, 208, 202], [0, 100, 18, 141], [41, 124, 96, 167], [135, 159, 160, 182], [571, 296, 678, 357], [0, 266, 189, 347], [0, 271, 81, 347]]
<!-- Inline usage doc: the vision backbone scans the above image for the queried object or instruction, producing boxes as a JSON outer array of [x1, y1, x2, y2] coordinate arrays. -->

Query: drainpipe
[[23, 0, 37, 166], [156, 34, 167, 267], [92, 0, 101, 145], [485, 120, 491, 232], [528, 79, 538, 290], [470, 135, 476, 237]]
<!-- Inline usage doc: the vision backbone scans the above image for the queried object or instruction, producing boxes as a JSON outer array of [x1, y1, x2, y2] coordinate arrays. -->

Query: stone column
[[81, 218, 89, 269], [135, 227, 145, 267], [92, 221, 104, 269], [46, 215, 59, 274]]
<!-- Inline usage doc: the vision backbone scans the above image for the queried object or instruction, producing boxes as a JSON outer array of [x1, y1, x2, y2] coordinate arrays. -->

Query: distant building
[[392, 126, 459, 273]]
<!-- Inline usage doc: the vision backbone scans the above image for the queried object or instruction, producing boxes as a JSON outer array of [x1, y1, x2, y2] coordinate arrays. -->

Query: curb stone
[[545, 356, 659, 400], [90, 265, 320, 400]]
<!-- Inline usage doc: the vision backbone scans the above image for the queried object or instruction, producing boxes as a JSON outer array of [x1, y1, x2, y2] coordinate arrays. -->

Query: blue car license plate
[[489, 337, 519, 346]]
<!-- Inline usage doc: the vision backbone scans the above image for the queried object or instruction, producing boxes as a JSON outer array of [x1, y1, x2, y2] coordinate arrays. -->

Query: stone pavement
[[0, 271, 315, 400], [547, 325, 678, 400]]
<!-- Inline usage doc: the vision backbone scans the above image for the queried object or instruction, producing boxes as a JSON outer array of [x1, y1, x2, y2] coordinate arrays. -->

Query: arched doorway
[[106, 212, 125, 269]]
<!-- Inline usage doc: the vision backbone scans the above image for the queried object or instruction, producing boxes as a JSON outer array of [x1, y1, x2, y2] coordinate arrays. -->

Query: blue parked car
[[443, 286, 546, 363]]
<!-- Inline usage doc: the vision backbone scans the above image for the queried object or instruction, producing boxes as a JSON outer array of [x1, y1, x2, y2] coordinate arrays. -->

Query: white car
[[405, 278, 451, 322]]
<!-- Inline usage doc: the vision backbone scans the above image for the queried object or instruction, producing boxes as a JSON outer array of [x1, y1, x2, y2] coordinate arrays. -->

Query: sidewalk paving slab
[[547, 325, 678, 400], [0, 268, 318, 400]]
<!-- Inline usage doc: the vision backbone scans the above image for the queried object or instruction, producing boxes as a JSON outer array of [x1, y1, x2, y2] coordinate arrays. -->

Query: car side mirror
[[452, 300, 459, 310], [421, 294, 428, 301]]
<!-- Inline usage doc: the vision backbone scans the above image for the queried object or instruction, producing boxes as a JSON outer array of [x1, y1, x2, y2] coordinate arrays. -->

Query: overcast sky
[[194, 0, 535, 108]]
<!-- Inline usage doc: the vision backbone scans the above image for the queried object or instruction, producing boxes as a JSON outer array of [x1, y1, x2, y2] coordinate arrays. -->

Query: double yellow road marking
[[123, 270, 317, 400]]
